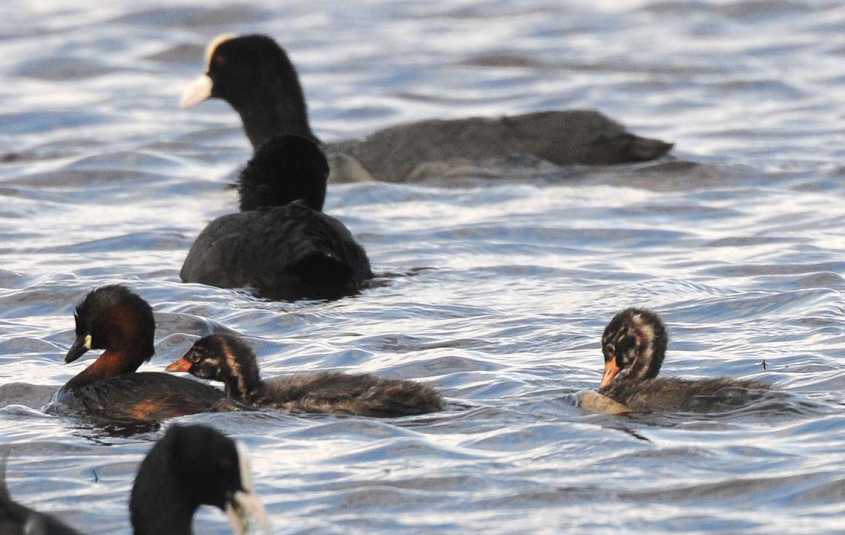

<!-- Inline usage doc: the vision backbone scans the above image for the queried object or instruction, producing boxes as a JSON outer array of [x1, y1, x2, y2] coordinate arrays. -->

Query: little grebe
[[598, 308, 770, 412], [179, 134, 372, 300], [180, 34, 673, 182], [166, 334, 443, 417], [54, 285, 230, 423]]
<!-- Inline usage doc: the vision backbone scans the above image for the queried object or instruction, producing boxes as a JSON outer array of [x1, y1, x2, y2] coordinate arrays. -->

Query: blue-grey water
[[2, 0, 845, 533]]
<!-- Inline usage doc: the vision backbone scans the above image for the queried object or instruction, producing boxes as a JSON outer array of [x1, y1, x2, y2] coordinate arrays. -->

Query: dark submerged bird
[[598, 308, 771, 412], [130, 424, 268, 535], [179, 134, 372, 300], [52, 285, 230, 423], [0, 426, 266, 535], [165, 334, 443, 417], [180, 34, 674, 183], [0, 452, 82, 534]]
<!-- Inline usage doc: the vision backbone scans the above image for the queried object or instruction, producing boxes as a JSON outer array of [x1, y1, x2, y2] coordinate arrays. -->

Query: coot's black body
[[180, 135, 372, 300], [181, 200, 371, 300], [181, 34, 674, 182]]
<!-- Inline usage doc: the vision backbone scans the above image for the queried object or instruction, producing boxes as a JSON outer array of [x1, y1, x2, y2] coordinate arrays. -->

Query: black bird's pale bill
[[225, 442, 270, 535], [180, 74, 213, 108]]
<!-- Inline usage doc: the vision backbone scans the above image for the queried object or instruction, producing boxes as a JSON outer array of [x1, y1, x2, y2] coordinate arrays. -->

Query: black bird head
[[130, 425, 269, 534], [180, 34, 316, 148]]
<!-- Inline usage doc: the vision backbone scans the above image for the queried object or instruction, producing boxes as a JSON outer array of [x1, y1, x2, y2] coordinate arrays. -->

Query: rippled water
[[2, 0, 845, 533]]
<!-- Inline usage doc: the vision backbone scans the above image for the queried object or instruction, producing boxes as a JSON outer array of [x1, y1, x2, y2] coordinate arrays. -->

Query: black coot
[[180, 34, 674, 182], [180, 135, 372, 300]]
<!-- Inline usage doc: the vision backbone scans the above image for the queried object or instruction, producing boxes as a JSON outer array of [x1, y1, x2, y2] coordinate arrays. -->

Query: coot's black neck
[[131, 458, 199, 535], [236, 91, 319, 150]]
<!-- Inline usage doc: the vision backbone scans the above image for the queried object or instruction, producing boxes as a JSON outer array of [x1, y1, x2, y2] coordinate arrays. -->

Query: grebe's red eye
[[213, 54, 226, 68]]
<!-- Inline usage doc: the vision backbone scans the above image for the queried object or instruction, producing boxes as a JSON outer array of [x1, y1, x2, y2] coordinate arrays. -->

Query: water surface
[[1, 0, 845, 533]]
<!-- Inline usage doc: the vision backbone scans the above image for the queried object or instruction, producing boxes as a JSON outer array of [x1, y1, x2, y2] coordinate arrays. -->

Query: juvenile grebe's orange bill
[[600, 358, 621, 389], [165, 357, 192, 373]]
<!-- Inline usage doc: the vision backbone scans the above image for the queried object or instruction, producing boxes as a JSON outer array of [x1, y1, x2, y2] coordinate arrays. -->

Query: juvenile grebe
[[598, 308, 771, 412], [166, 334, 443, 417]]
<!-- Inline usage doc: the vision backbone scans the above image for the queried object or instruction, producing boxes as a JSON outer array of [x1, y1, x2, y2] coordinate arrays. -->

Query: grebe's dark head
[[66, 285, 155, 364]]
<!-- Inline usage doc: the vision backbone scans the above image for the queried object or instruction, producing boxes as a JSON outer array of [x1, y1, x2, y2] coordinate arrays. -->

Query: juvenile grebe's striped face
[[165, 337, 224, 380], [600, 308, 666, 389], [166, 334, 261, 401]]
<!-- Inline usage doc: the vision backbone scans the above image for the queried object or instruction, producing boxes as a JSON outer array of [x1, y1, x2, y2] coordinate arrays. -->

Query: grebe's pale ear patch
[[83, 334, 92, 350], [204, 33, 237, 69]]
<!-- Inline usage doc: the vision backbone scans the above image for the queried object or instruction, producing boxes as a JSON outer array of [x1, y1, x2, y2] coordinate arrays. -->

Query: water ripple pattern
[[1, 0, 844, 533]]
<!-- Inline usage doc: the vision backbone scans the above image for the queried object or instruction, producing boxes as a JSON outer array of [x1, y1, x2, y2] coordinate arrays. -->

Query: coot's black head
[[131, 425, 269, 534], [238, 134, 328, 212], [180, 34, 315, 147], [166, 334, 261, 400], [167, 426, 244, 509], [66, 285, 155, 364], [600, 308, 668, 389]]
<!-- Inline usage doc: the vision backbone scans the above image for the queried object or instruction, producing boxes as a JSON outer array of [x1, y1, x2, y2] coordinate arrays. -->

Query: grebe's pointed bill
[[225, 441, 270, 535], [180, 74, 213, 108], [600, 357, 621, 389], [65, 334, 92, 363], [164, 355, 192, 373]]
